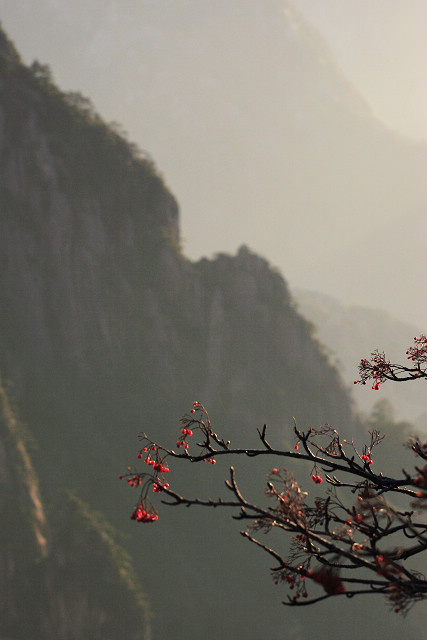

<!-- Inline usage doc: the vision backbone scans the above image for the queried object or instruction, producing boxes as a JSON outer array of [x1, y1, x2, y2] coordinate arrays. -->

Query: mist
[[0, 0, 425, 327]]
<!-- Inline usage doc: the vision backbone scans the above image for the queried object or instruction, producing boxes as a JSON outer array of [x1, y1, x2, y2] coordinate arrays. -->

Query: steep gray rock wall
[[0, 379, 149, 640]]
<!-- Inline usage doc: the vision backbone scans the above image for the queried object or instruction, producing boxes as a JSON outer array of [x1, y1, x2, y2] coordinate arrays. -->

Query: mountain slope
[[0, 376, 149, 640], [0, 0, 424, 322]]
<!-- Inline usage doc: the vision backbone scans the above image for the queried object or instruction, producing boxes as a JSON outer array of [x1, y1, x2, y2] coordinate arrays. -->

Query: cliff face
[[0, 26, 355, 449], [0, 378, 149, 640], [192, 247, 353, 432], [1, 26, 411, 640], [0, 379, 48, 638], [8, 0, 423, 323], [0, 33, 178, 388]]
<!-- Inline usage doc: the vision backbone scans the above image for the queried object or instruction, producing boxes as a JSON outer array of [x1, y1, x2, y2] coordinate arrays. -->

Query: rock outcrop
[[0, 378, 149, 639]]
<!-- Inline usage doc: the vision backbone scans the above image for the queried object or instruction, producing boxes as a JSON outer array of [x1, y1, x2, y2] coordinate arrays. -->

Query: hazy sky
[[294, 0, 427, 142], [0, 1, 425, 327], [1, 0, 425, 141]]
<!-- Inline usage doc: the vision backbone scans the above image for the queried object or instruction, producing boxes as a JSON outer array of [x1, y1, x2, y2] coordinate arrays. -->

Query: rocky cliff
[[0, 377, 149, 640], [0, 23, 355, 463]]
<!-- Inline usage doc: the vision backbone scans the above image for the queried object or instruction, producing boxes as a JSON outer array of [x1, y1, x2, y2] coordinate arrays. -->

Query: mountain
[[0, 0, 424, 324], [293, 289, 426, 429], [0, 23, 423, 640], [0, 376, 149, 640]]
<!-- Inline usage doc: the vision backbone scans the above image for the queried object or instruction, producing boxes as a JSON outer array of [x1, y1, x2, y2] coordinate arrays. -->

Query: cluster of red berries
[[138, 447, 170, 473], [131, 505, 158, 523], [138, 444, 155, 458], [119, 467, 143, 486], [126, 475, 142, 488], [360, 454, 373, 465], [177, 402, 200, 447], [273, 567, 309, 600], [354, 358, 369, 386], [142, 457, 170, 474], [369, 354, 389, 389], [285, 574, 300, 591], [311, 474, 323, 484], [153, 481, 170, 493], [406, 335, 427, 363], [177, 428, 193, 449], [354, 353, 389, 389], [121, 442, 173, 524]]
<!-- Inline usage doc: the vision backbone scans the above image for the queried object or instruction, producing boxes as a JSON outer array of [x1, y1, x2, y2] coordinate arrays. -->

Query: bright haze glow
[[0, 0, 425, 327], [293, 0, 427, 143]]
